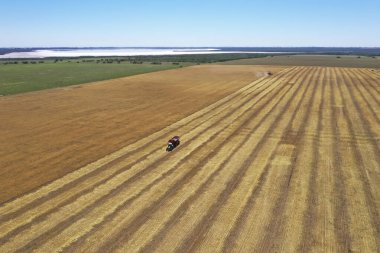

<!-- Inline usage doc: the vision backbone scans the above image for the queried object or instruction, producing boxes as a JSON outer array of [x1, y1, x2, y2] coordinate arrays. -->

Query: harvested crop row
[[0, 67, 379, 253], [0, 65, 285, 203]]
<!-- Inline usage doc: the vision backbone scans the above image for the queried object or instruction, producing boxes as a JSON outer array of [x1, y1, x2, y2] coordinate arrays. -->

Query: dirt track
[[0, 67, 379, 252]]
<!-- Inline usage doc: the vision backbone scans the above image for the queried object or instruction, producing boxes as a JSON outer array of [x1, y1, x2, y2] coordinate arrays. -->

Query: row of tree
[[2, 61, 44, 65]]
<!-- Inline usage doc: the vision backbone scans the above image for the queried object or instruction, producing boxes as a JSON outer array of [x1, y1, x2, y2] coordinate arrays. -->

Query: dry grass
[[0, 66, 379, 252]]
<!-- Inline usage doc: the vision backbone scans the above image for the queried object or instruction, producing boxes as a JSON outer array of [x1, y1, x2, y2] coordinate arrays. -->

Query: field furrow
[[60, 68, 307, 253], [0, 68, 291, 217], [0, 66, 379, 253], [357, 69, 380, 94], [0, 68, 299, 252], [0, 74, 273, 224], [219, 68, 318, 253], [352, 69, 380, 107], [335, 68, 380, 252], [347, 70, 380, 126], [114, 68, 314, 253]]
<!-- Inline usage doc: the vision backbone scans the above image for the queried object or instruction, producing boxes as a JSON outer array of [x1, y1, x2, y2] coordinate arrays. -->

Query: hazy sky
[[1, 0, 379, 47]]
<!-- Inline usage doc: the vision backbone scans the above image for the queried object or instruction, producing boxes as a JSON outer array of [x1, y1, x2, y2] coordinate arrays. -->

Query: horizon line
[[1, 46, 380, 49]]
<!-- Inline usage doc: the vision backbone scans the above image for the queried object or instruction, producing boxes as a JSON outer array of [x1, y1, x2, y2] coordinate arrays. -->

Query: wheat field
[[0, 66, 379, 252]]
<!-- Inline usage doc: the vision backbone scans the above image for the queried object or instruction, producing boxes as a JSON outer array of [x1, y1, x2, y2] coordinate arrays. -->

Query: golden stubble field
[[0, 65, 284, 203], [0, 66, 379, 252]]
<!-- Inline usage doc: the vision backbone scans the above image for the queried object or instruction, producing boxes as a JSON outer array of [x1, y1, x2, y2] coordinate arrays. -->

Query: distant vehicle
[[166, 136, 180, 152]]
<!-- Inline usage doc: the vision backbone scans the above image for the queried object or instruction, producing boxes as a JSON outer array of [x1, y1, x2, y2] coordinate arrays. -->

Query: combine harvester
[[166, 136, 180, 152]]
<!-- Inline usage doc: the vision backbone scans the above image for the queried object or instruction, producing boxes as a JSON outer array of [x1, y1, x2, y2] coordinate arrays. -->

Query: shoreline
[[0, 49, 287, 59]]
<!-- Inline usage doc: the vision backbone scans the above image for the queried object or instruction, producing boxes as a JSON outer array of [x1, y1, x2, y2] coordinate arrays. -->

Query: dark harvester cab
[[166, 136, 180, 152]]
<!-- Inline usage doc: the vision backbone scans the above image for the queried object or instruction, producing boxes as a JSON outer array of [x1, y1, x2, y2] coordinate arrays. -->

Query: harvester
[[166, 136, 180, 152]]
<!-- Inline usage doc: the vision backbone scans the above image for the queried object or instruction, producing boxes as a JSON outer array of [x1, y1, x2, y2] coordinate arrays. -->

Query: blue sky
[[1, 0, 379, 47]]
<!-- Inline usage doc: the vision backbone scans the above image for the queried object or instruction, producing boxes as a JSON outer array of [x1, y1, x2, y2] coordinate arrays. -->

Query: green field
[[0, 61, 185, 95], [2, 54, 379, 96], [218, 54, 380, 68], [0, 53, 270, 96]]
